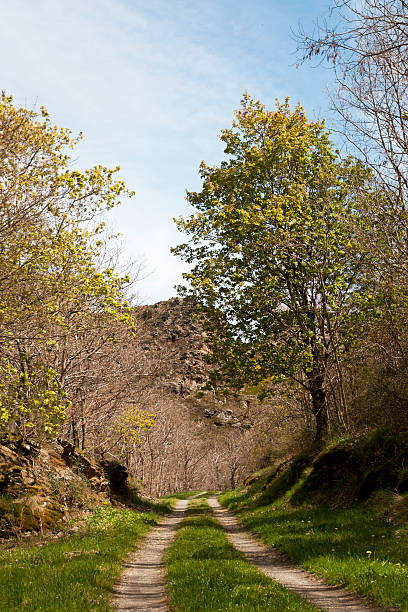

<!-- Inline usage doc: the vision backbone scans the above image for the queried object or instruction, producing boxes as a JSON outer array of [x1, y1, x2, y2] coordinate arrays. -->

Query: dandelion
[[366, 550, 372, 556], [396, 563, 401, 566]]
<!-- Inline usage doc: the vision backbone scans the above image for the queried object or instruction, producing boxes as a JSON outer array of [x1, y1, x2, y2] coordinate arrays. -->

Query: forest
[[1, 1, 408, 611]]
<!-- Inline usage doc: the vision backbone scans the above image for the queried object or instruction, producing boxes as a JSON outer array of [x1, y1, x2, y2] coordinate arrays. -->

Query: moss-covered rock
[[58, 440, 109, 492], [0, 437, 110, 538]]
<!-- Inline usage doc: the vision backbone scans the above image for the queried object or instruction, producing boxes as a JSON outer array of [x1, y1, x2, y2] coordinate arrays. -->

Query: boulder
[[57, 439, 109, 491], [100, 460, 128, 492]]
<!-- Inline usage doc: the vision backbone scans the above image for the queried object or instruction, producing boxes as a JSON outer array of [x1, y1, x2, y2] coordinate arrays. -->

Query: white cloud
[[0, 0, 332, 303]]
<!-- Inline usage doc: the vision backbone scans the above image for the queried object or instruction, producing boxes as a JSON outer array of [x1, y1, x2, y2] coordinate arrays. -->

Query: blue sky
[[1, 0, 334, 303]]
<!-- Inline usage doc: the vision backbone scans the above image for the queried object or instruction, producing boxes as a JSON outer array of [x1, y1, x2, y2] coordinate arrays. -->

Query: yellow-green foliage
[[113, 407, 156, 456], [0, 358, 68, 435], [173, 93, 372, 441], [0, 93, 134, 437]]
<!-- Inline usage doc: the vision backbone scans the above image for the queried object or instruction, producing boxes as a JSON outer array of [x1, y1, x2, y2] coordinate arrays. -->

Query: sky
[[0, 0, 335, 304]]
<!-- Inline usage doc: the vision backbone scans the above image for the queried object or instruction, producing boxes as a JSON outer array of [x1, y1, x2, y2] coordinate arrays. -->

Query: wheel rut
[[208, 495, 388, 612], [111, 498, 189, 612], [112, 494, 390, 611]]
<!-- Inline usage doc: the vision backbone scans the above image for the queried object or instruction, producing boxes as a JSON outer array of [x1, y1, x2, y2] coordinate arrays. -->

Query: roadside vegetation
[[165, 497, 318, 611], [220, 431, 408, 611], [0, 502, 169, 612]]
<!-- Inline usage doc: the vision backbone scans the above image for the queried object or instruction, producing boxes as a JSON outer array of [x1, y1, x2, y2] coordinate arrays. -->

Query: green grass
[[160, 490, 203, 501], [0, 503, 161, 611], [220, 489, 408, 610], [165, 497, 318, 611], [184, 497, 212, 514], [127, 489, 176, 513]]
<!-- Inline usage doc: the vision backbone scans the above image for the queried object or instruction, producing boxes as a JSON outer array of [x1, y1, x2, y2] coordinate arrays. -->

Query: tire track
[[111, 499, 189, 612], [208, 496, 387, 612]]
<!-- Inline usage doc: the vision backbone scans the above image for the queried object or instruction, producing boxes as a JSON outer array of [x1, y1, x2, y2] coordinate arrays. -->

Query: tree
[[297, 1, 408, 285], [173, 95, 370, 443], [297, 0, 408, 202], [297, 1, 408, 426], [0, 92, 135, 437]]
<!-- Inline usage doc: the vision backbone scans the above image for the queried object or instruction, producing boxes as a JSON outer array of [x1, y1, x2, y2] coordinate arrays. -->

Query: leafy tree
[[298, 0, 408, 428], [174, 95, 370, 443], [112, 407, 156, 463], [0, 93, 136, 438]]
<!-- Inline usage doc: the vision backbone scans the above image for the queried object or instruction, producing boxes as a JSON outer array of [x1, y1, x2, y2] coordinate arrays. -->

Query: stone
[[101, 460, 128, 492]]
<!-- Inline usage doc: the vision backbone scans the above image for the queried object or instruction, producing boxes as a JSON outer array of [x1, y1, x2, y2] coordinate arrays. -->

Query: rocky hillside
[[138, 298, 210, 397], [0, 435, 126, 538], [137, 298, 252, 429]]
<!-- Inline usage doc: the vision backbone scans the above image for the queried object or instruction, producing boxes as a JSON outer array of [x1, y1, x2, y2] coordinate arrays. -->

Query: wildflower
[[366, 550, 372, 556]]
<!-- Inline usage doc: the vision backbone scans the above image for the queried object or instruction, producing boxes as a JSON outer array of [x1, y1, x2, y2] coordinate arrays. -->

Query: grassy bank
[[220, 486, 408, 610], [0, 501, 168, 612], [165, 497, 318, 611]]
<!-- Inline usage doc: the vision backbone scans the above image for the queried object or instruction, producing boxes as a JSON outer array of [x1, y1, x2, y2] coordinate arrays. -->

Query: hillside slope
[[0, 435, 113, 538], [239, 427, 408, 509], [220, 428, 408, 611]]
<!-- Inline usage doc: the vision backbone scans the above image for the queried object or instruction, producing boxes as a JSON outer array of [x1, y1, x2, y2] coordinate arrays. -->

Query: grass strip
[[0, 503, 164, 612], [165, 497, 318, 611], [160, 490, 203, 501], [220, 490, 408, 611]]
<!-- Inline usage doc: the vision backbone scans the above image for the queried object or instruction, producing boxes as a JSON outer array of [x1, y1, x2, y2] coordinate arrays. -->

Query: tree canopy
[[0, 93, 137, 438], [174, 94, 371, 442]]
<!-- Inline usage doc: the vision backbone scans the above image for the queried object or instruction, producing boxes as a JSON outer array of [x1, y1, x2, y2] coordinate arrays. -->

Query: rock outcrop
[[0, 435, 112, 538], [138, 298, 211, 397], [136, 298, 253, 429]]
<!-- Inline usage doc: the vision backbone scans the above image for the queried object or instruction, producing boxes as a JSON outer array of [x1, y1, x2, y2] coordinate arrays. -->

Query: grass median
[[220, 489, 408, 610], [165, 496, 318, 611]]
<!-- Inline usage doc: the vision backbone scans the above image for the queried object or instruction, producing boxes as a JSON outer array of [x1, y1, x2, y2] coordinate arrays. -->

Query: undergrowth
[[160, 490, 202, 501], [220, 479, 408, 610], [127, 489, 175, 513]]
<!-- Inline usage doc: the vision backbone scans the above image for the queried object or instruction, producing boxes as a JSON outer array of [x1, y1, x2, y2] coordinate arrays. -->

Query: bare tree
[[298, 1, 408, 201], [297, 1, 408, 430]]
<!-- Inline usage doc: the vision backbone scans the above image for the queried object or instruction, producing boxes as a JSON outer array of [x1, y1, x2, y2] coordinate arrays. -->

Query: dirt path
[[111, 498, 189, 612], [112, 494, 389, 612], [208, 496, 387, 612]]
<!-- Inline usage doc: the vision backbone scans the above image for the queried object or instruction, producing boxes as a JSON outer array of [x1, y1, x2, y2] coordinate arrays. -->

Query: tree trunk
[[308, 370, 328, 444], [71, 420, 79, 447], [81, 417, 86, 450]]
